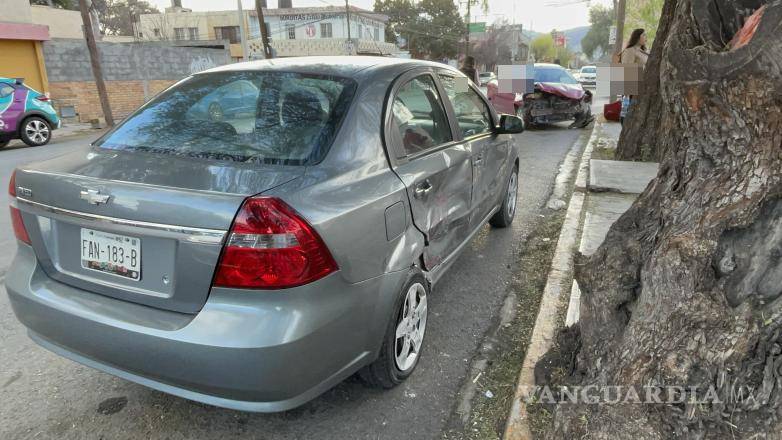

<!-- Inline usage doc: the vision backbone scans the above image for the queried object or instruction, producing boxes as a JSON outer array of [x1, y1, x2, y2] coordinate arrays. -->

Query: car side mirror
[[497, 114, 524, 134]]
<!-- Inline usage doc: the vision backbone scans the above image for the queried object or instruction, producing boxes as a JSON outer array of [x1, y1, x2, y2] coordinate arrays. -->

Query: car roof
[[200, 56, 461, 81], [534, 63, 566, 69]]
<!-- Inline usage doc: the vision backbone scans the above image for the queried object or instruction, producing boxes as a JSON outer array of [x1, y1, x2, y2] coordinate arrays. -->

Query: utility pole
[[345, 0, 354, 55], [78, 0, 113, 126], [345, 0, 351, 41], [237, 0, 249, 61], [255, 0, 273, 58], [612, 0, 626, 58], [465, 0, 471, 57]]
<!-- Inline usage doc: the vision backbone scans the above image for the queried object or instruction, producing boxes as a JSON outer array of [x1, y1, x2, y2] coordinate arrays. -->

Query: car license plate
[[80, 228, 141, 281]]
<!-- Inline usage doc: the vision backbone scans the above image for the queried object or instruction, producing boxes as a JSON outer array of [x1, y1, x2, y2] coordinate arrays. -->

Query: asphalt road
[[0, 122, 590, 439]]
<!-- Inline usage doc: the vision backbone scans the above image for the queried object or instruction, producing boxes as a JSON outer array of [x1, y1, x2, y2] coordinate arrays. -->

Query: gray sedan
[[6, 57, 523, 412]]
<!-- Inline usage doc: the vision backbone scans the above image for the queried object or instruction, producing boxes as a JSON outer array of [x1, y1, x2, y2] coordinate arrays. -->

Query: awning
[[0, 22, 50, 41]]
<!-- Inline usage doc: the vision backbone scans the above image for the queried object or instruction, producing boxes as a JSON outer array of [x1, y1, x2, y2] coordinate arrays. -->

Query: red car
[[519, 64, 593, 129], [486, 79, 524, 117]]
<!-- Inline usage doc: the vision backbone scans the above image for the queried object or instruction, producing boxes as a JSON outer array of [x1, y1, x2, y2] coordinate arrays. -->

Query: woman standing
[[619, 29, 650, 124], [460, 56, 479, 84], [620, 28, 649, 67]]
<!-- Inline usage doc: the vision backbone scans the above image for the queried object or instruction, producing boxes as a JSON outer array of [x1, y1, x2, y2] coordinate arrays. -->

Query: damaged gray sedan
[[6, 57, 523, 412]]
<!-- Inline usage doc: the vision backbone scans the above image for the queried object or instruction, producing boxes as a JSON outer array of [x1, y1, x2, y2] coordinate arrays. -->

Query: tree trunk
[[614, 0, 677, 161], [546, 0, 782, 438]]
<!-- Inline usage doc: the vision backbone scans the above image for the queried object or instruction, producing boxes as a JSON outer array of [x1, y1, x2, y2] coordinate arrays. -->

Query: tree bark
[[546, 0, 782, 438]]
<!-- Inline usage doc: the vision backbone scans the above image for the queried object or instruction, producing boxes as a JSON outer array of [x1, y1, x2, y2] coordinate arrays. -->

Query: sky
[[146, 0, 614, 33]]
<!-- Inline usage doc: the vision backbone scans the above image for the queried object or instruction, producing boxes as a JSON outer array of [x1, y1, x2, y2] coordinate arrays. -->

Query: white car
[[578, 65, 597, 86], [478, 71, 496, 86]]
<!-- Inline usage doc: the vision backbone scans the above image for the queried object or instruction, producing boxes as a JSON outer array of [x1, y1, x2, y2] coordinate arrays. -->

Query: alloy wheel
[[507, 170, 518, 218], [394, 282, 428, 372], [25, 119, 49, 144]]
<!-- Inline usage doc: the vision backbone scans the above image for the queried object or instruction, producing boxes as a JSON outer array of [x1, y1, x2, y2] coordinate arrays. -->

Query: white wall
[[30, 5, 82, 39], [0, 0, 32, 23]]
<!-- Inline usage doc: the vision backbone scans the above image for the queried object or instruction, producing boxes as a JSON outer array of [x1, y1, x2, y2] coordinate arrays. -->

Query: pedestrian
[[460, 56, 479, 84], [619, 28, 649, 125], [620, 28, 649, 67]]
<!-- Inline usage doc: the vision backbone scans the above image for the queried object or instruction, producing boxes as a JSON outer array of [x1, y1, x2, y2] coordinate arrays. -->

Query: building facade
[[137, 5, 397, 59], [0, 0, 52, 93]]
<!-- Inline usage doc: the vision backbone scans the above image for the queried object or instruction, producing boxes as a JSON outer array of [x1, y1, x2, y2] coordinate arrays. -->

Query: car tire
[[208, 102, 224, 121], [514, 106, 526, 130], [20, 116, 52, 146], [359, 272, 429, 389], [490, 163, 519, 228], [518, 108, 533, 130]]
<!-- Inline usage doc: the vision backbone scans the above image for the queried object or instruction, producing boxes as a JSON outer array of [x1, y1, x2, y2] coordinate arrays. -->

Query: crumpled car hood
[[536, 82, 586, 100]]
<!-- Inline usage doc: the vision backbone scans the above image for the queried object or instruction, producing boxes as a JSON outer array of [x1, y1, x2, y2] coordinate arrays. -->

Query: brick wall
[[50, 79, 175, 122], [43, 39, 230, 122]]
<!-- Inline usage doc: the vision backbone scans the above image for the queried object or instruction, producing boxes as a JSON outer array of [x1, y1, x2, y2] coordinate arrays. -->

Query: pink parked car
[[485, 79, 524, 118]]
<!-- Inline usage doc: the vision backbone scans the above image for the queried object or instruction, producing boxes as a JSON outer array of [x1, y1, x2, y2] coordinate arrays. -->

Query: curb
[[503, 121, 602, 440]]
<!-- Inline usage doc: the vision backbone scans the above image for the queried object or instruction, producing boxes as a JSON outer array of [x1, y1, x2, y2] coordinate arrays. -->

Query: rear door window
[[438, 75, 494, 138], [0, 84, 14, 98], [95, 71, 356, 165], [390, 75, 452, 156]]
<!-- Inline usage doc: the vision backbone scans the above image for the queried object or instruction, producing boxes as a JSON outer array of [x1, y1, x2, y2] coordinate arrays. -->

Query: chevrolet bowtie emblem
[[79, 189, 111, 205]]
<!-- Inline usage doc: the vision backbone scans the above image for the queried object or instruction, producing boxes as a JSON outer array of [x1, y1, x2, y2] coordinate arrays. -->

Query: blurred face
[[640, 32, 648, 46]]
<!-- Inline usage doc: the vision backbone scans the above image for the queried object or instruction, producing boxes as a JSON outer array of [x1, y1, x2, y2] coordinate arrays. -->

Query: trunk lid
[[14, 146, 303, 313]]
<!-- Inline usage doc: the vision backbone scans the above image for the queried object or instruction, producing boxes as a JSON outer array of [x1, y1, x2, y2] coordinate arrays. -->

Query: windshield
[[534, 66, 578, 85], [95, 71, 356, 165], [581, 67, 596, 74], [479, 73, 493, 78]]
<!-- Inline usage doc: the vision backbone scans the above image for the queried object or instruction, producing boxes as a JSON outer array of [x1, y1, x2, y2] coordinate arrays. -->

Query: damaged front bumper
[[522, 87, 594, 128]]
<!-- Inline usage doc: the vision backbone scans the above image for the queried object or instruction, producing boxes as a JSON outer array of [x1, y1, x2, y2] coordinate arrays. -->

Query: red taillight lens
[[10, 207, 31, 245], [214, 197, 338, 289], [35, 95, 50, 102], [9, 170, 16, 196]]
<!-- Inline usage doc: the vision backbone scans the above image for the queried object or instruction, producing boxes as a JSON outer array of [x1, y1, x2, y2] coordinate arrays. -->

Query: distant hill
[[522, 26, 591, 54], [562, 26, 590, 53]]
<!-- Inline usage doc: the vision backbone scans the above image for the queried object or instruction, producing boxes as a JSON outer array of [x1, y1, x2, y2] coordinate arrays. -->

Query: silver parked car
[[6, 57, 523, 412]]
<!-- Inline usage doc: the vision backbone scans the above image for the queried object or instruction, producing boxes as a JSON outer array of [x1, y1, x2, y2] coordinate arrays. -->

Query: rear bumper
[[6, 244, 407, 412]]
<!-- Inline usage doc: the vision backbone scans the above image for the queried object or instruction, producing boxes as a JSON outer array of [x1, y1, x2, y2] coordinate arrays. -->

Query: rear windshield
[[95, 71, 356, 165], [535, 67, 578, 85]]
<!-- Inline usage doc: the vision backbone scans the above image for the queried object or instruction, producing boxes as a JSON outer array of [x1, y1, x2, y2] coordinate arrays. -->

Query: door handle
[[414, 180, 433, 198], [474, 153, 483, 164]]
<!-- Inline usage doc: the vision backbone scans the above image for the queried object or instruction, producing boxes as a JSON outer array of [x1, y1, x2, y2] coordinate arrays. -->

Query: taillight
[[35, 95, 50, 102], [10, 207, 30, 245], [9, 169, 16, 196], [213, 197, 338, 289], [9, 170, 31, 244]]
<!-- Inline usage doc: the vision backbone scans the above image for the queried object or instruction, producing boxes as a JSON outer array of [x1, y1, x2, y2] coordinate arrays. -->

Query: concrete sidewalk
[[566, 122, 658, 325]]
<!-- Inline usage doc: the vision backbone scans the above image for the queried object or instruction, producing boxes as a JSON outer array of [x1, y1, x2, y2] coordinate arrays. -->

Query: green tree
[[374, 0, 424, 53], [555, 45, 572, 67], [581, 4, 613, 60], [92, 0, 160, 36], [531, 34, 556, 62], [419, 0, 464, 59], [626, 0, 664, 45], [374, 0, 463, 60]]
